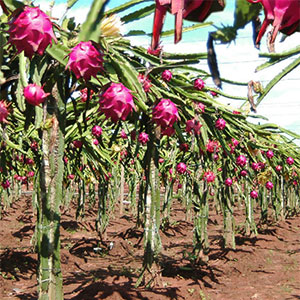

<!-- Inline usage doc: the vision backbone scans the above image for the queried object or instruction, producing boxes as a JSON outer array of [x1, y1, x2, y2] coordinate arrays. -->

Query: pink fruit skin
[[138, 132, 149, 145], [247, 0, 300, 45], [73, 140, 83, 148], [251, 162, 260, 171], [206, 140, 220, 153], [1, 180, 10, 189], [197, 102, 205, 113], [225, 178, 233, 186], [176, 162, 187, 174], [186, 119, 202, 135], [162, 70, 172, 82], [66, 41, 104, 81], [23, 84, 49, 106], [152, 98, 179, 129], [204, 171, 215, 183], [99, 83, 135, 123], [240, 170, 247, 177], [215, 118, 226, 130], [93, 139, 99, 145], [194, 78, 205, 90], [0, 101, 9, 123], [266, 150, 274, 159], [250, 190, 258, 199], [8, 6, 57, 58], [236, 155, 247, 167], [265, 181, 274, 190], [92, 125, 103, 137], [120, 129, 128, 139], [286, 157, 294, 165], [275, 165, 282, 172]]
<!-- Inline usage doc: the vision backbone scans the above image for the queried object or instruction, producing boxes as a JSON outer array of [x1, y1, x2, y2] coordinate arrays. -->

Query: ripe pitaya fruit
[[240, 169, 248, 177], [73, 140, 83, 148], [266, 150, 274, 159], [247, 0, 300, 46], [251, 162, 260, 171], [236, 155, 247, 167], [162, 70, 172, 82], [8, 6, 57, 58], [176, 162, 187, 174], [250, 190, 258, 199], [66, 41, 104, 82], [93, 139, 99, 146], [23, 84, 49, 106], [0, 100, 9, 123], [120, 129, 128, 139], [138, 132, 149, 145], [28, 171, 35, 177], [179, 143, 189, 152], [215, 118, 226, 130], [161, 127, 175, 137], [92, 125, 103, 137], [225, 178, 233, 187], [206, 140, 220, 153], [203, 171, 216, 183], [152, 98, 179, 129], [275, 165, 282, 172], [265, 181, 274, 190], [1, 180, 10, 189], [197, 102, 205, 113], [99, 83, 135, 123], [138, 74, 152, 92], [80, 88, 94, 102], [186, 119, 202, 135], [194, 78, 205, 90], [286, 156, 294, 165]]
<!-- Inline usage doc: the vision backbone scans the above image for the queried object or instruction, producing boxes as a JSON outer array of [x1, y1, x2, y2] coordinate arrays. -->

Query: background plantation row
[[0, 0, 300, 299]]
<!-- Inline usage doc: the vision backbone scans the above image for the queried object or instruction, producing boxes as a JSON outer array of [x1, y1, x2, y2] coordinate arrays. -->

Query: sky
[[35, 0, 300, 138]]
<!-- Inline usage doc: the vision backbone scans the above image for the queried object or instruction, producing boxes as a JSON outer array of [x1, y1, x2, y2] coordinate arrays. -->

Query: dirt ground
[[0, 193, 299, 300]]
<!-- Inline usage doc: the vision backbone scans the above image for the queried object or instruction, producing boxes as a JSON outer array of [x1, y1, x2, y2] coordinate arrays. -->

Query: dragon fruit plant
[[8, 6, 57, 58], [99, 83, 136, 123]]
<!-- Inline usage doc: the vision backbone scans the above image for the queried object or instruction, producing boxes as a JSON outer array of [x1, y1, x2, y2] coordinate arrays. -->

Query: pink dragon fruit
[[203, 171, 216, 183], [215, 118, 226, 130], [179, 143, 189, 152], [250, 190, 258, 199], [138, 132, 149, 145], [251, 162, 260, 171], [210, 91, 217, 97], [247, 0, 300, 46], [225, 178, 233, 187], [197, 102, 205, 113], [186, 119, 202, 135], [138, 74, 152, 92], [266, 150, 274, 159], [240, 169, 248, 177], [93, 139, 99, 146], [265, 181, 274, 190], [120, 129, 128, 139], [8, 6, 57, 59], [275, 165, 282, 172], [80, 88, 94, 102], [152, 98, 179, 129], [162, 70, 172, 82], [206, 140, 220, 153], [176, 162, 187, 174], [23, 84, 49, 106], [66, 41, 104, 82], [286, 157, 294, 165], [161, 127, 175, 136], [194, 78, 205, 90], [158, 158, 164, 164], [232, 138, 239, 147], [0, 100, 9, 123], [73, 140, 83, 148], [236, 155, 247, 167], [27, 171, 35, 177], [1, 180, 10, 189], [99, 83, 135, 123], [92, 125, 103, 137]]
